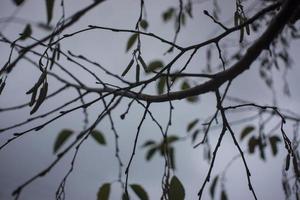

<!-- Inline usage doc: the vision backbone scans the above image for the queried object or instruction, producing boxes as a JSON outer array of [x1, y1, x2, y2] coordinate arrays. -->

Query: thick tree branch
[[66, 0, 297, 103]]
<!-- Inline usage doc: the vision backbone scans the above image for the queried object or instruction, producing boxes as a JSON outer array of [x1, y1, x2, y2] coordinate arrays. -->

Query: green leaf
[[20, 24, 32, 40], [240, 126, 255, 141], [141, 140, 156, 148], [168, 176, 185, 200], [146, 60, 164, 73], [181, 13, 186, 26], [146, 147, 157, 161], [46, 0, 55, 25], [168, 147, 176, 169], [181, 81, 198, 103], [130, 184, 149, 200], [126, 34, 138, 52], [162, 8, 175, 22], [192, 129, 200, 143], [13, 0, 25, 6], [157, 77, 166, 94], [256, 137, 266, 161], [53, 129, 73, 153], [122, 192, 130, 200], [285, 154, 291, 171], [139, 20, 148, 30], [269, 135, 281, 156], [122, 59, 134, 77], [248, 136, 258, 154], [97, 183, 110, 200], [187, 119, 199, 132], [186, 96, 198, 103], [181, 81, 190, 90], [166, 135, 179, 144], [221, 190, 228, 200], [91, 130, 106, 145], [209, 175, 219, 198]]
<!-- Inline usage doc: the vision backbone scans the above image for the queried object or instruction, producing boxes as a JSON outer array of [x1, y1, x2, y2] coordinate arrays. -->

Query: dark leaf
[[29, 87, 37, 106], [30, 82, 48, 115], [46, 0, 55, 25], [292, 156, 300, 177], [181, 13, 186, 26], [269, 135, 281, 156], [166, 135, 179, 144], [122, 192, 130, 200], [141, 140, 156, 148], [91, 130, 106, 145], [0, 82, 5, 95], [239, 27, 244, 43], [185, 2, 193, 18], [209, 175, 218, 198], [49, 48, 57, 70], [37, 22, 53, 31], [187, 119, 199, 132], [126, 34, 138, 52], [130, 184, 149, 200], [138, 55, 147, 72], [181, 81, 198, 102], [192, 129, 200, 143], [156, 77, 166, 94], [53, 129, 73, 153], [248, 136, 258, 154], [234, 11, 239, 27], [168, 176, 185, 200], [139, 20, 148, 30], [245, 20, 250, 35], [181, 81, 190, 90], [97, 183, 110, 200], [26, 71, 47, 94], [162, 8, 175, 22], [136, 64, 140, 82], [186, 96, 198, 103], [56, 43, 61, 60], [13, 0, 25, 6], [122, 59, 134, 77], [258, 140, 266, 161], [19, 24, 32, 40], [221, 190, 228, 200], [146, 60, 164, 73], [285, 154, 290, 171], [240, 126, 255, 141], [146, 147, 157, 161], [168, 147, 176, 169]]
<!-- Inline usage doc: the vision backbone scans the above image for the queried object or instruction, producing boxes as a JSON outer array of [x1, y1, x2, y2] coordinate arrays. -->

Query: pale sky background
[[0, 0, 300, 200]]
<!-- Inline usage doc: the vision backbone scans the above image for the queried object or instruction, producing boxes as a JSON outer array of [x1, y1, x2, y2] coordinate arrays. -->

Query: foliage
[[0, 0, 300, 199]]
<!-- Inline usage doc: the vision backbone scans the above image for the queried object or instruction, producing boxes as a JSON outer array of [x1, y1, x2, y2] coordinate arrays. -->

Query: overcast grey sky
[[0, 0, 300, 199]]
